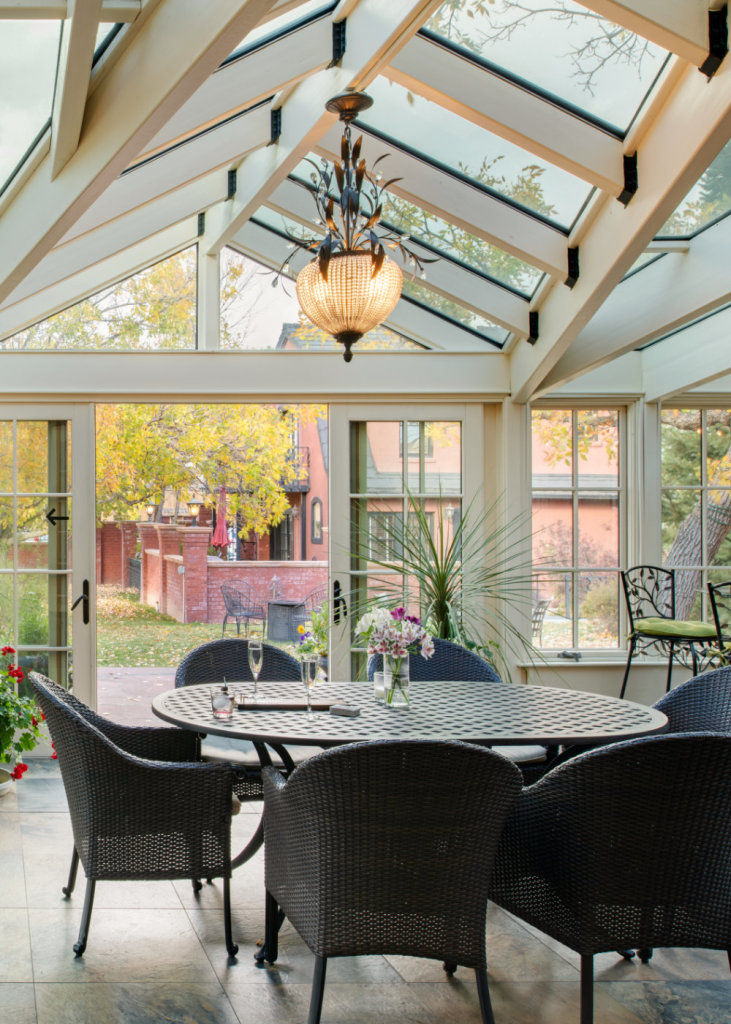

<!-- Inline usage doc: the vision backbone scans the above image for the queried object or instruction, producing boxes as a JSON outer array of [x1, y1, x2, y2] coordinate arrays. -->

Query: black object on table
[[266, 599, 306, 642]]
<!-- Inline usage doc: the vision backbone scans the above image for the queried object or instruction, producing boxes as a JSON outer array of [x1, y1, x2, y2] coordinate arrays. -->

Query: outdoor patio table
[[152, 679, 667, 869]]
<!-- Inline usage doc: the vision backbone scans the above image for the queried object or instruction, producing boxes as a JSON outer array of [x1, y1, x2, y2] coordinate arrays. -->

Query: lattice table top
[[152, 680, 667, 748]]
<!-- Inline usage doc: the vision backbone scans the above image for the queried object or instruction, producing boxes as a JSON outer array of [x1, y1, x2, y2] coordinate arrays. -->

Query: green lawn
[[96, 586, 286, 667]]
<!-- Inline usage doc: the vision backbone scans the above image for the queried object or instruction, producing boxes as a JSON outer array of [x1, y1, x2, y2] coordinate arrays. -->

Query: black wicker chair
[[489, 732, 731, 1024], [175, 638, 305, 804], [368, 637, 549, 775], [653, 665, 731, 733], [221, 582, 266, 637], [261, 739, 522, 1024], [619, 565, 716, 698], [29, 672, 239, 959]]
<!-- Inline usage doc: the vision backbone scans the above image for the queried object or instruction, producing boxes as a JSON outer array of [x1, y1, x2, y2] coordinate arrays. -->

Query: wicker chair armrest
[[91, 721, 200, 762]]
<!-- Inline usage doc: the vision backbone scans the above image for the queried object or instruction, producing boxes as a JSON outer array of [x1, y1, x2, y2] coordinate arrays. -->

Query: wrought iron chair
[[489, 732, 731, 1024], [261, 739, 522, 1024], [29, 672, 239, 958], [292, 583, 329, 634], [619, 565, 716, 698], [368, 637, 550, 776], [708, 579, 731, 662], [221, 582, 266, 637]]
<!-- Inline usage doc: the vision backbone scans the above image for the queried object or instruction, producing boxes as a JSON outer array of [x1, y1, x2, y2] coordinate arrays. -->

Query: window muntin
[[425, 0, 669, 133], [661, 407, 731, 618], [532, 408, 622, 650], [0, 20, 62, 193], [365, 78, 592, 229]]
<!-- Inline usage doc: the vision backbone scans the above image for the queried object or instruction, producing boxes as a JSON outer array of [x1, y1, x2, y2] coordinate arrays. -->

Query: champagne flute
[[301, 658, 317, 716], [248, 638, 263, 699]]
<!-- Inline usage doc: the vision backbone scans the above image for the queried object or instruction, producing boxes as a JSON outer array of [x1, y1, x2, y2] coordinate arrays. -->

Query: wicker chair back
[[654, 666, 731, 733], [175, 637, 301, 687]]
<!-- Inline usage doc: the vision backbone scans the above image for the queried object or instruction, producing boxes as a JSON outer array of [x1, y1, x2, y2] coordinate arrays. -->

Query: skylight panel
[[401, 279, 510, 346], [366, 77, 593, 229], [228, 0, 335, 57], [425, 0, 669, 133], [657, 139, 731, 237], [0, 19, 62, 192]]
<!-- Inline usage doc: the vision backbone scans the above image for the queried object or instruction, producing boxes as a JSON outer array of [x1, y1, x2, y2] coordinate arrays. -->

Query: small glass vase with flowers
[[355, 606, 434, 708], [0, 646, 44, 792]]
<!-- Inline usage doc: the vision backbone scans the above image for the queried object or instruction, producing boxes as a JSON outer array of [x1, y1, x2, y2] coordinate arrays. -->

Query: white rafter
[[642, 302, 731, 401], [0, 0, 275, 305], [0, 1, 139, 17], [388, 33, 626, 194], [510, 55, 731, 402], [540, 215, 731, 391], [50, 0, 104, 179]]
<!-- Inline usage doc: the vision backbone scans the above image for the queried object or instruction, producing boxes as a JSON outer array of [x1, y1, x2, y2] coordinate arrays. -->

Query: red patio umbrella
[[211, 486, 229, 555]]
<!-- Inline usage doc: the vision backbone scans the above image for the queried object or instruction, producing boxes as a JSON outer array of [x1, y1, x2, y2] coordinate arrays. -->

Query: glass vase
[[384, 656, 410, 709]]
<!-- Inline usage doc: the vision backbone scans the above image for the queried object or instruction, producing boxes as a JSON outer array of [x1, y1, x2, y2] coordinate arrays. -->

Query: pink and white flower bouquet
[[355, 606, 434, 679]]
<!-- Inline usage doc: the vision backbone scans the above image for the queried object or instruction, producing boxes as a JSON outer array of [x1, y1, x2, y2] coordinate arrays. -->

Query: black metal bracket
[[700, 5, 728, 78], [227, 169, 237, 199], [196, 212, 205, 237], [269, 107, 282, 145], [527, 310, 539, 344], [565, 246, 580, 289], [329, 19, 346, 67], [617, 152, 638, 206]]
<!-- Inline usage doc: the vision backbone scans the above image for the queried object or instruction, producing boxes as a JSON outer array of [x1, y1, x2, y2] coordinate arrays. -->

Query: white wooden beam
[[61, 102, 271, 245], [50, 0, 104, 179], [510, 56, 731, 402], [0, 349, 509, 398], [388, 33, 625, 194], [2, 175, 224, 312], [316, 125, 568, 278], [0, 1, 139, 18], [138, 15, 331, 161], [0, 0, 275, 305], [540, 214, 731, 391], [579, 1, 718, 70], [0, 220, 197, 342], [643, 302, 731, 401], [203, 0, 447, 255]]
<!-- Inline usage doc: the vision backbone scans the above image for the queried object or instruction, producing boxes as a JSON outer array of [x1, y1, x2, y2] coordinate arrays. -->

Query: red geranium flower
[[1, 645, 14, 655], [10, 763, 28, 780]]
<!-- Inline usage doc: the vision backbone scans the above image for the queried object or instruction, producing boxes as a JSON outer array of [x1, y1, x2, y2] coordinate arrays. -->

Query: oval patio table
[[152, 678, 667, 867]]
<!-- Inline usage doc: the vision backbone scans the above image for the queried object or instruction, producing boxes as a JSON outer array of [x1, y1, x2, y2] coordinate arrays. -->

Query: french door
[[328, 402, 482, 681], [0, 405, 95, 708]]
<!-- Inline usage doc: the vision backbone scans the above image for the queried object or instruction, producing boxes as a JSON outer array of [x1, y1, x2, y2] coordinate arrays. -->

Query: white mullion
[[389, 34, 625, 194]]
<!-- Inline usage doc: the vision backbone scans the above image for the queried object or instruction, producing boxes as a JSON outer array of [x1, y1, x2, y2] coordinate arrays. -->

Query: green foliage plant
[[353, 488, 537, 680], [0, 646, 44, 779]]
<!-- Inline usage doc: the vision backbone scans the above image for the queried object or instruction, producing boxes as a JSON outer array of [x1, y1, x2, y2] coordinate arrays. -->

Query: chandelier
[[283, 90, 430, 362]]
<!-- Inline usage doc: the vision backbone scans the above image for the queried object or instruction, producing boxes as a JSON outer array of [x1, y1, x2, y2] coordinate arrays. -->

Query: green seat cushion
[[634, 616, 716, 639]]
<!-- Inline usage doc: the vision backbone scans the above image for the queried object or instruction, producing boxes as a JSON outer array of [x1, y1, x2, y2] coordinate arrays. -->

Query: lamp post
[[188, 502, 200, 526]]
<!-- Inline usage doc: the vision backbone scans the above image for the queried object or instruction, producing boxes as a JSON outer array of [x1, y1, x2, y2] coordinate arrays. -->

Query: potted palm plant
[[352, 489, 537, 681], [0, 646, 44, 794]]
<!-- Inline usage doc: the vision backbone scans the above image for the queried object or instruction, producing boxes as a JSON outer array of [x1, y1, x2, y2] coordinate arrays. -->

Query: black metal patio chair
[[619, 565, 716, 698], [221, 582, 266, 637], [29, 672, 239, 959], [261, 739, 522, 1024], [489, 732, 731, 1024]]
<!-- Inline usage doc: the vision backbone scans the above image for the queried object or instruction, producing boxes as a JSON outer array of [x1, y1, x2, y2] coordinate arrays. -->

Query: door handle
[[71, 579, 90, 625], [333, 579, 347, 624]]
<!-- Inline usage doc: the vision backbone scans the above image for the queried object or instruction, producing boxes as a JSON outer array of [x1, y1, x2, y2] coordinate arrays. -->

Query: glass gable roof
[[658, 139, 731, 237], [0, 19, 62, 193], [365, 77, 593, 229], [425, 0, 669, 132]]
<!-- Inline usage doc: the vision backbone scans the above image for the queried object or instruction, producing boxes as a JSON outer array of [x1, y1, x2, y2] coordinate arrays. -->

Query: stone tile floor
[[1, 759, 729, 1024]]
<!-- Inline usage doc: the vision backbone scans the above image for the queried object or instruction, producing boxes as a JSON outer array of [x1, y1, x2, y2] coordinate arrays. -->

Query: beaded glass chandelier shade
[[296, 250, 403, 362]]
